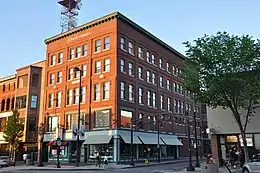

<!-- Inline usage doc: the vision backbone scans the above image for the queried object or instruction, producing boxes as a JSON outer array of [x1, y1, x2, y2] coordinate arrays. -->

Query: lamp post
[[185, 111, 195, 171], [38, 124, 44, 167], [193, 111, 200, 167], [157, 115, 163, 163], [56, 137, 62, 168], [74, 67, 82, 167], [130, 118, 135, 166]]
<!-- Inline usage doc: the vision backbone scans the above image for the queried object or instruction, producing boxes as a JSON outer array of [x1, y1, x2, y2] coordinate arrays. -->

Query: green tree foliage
[[183, 32, 260, 161], [3, 109, 24, 160]]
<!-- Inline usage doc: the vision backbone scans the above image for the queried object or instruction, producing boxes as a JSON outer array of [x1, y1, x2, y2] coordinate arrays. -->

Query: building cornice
[[44, 12, 185, 60], [0, 74, 16, 83]]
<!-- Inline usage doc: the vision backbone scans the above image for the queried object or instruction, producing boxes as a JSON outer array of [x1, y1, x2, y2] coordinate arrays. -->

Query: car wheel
[[243, 168, 250, 173]]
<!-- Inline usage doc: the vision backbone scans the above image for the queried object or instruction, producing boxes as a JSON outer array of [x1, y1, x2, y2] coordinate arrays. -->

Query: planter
[[201, 163, 219, 173]]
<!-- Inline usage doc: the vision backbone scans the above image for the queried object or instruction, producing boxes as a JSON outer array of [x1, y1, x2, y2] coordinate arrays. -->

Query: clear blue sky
[[0, 0, 259, 77]]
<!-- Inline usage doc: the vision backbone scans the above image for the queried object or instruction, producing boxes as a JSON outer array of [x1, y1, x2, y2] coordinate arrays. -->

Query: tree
[[182, 31, 260, 162], [3, 109, 24, 161]]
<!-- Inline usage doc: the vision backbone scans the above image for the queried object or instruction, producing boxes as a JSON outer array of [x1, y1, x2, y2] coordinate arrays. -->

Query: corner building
[[0, 61, 45, 160], [43, 12, 202, 163]]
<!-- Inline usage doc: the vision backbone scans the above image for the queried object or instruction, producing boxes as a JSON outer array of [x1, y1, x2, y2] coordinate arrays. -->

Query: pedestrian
[[23, 153, 27, 165], [95, 151, 101, 167]]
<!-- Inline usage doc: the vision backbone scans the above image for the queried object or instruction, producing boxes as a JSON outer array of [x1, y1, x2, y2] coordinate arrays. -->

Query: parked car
[[243, 154, 260, 173], [0, 156, 10, 167]]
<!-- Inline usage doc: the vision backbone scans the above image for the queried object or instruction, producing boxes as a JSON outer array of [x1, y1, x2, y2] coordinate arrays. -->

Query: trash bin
[[26, 159, 31, 165], [201, 163, 219, 173]]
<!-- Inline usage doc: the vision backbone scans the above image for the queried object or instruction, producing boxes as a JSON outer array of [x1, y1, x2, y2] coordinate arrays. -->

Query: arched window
[[11, 97, 15, 109], [6, 98, 10, 111], [2, 85, 5, 92], [1, 99, 5, 112]]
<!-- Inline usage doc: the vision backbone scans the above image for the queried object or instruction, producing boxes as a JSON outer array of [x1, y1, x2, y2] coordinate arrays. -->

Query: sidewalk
[[0, 158, 195, 172], [172, 167, 241, 173]]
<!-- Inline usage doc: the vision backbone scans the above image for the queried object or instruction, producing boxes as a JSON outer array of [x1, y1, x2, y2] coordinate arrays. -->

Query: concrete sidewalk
[[0, 158, 194, 172], [172, 167, 241, 173]]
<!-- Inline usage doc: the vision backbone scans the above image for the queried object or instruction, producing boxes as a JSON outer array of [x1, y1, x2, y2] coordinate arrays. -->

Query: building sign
[[67, 32, 90, 42]]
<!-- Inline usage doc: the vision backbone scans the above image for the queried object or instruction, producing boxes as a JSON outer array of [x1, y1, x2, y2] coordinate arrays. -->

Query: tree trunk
[[241, 132, 249, 162]]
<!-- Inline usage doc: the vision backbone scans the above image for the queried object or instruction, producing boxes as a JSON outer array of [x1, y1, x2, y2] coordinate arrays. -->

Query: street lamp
[[193, 111, 200, 167], [38, 124, 44, 167], [73, 67, 82, 167], [56, 137, 62, 168], [185, 111, 195, 171], [156, 115, 163, 163]]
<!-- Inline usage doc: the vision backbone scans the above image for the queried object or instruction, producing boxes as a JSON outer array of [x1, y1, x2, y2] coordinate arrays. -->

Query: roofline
[[0, 74, 16, 82], [16, 60, 45, 71], [45, 12, 185, 60]]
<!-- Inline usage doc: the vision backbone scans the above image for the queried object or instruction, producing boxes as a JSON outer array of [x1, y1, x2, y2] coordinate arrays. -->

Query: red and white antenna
[[58, 0, 82, 33]]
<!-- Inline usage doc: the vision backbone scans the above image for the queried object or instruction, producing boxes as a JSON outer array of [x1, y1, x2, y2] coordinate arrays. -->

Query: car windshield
[[0, 156, 8, 160]]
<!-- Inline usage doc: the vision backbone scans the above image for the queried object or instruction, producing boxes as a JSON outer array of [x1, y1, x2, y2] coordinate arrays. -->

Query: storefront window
[[120, 110, 132, 128], [94, 109, 110, 128], [89, 142, 113, 161], [49, 145, 68, 158]]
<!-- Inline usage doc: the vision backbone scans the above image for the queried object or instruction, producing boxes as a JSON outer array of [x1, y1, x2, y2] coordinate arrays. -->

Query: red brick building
[[0, 61, 45, 160], [43, 12, 202, 163]]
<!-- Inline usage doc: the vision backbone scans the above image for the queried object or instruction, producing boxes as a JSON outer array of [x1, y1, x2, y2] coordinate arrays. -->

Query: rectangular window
[[152, 92, 156, 108], [68, 68, 74, 80], [152, 73, 156, 84], [166, 62, 170, 72], [15, 95, 27, 109], [167, 97, 171, 112], [128, 41, 134, 54], [74, 69, 80, 78], [159, 58, 163, 69], [73, 88, 79, 104], [160, 95, 164, 110], [166, 79, 170, 90], [138, 88, 143, 104], [81, 87, 86, 103], [76, 47, 81, 58], [147, 90, 151, 106], [95, 39, 101, 52], [50, 73, 55, 85], [176, 83, 180, 93], [30, 95, 37, 109], [147, 70, 151, 82], [120, 59, 125, 72], [146, 51, 150, 62], [138, 47, 143, 58], [173, 66, 177, 76], [50, 55, 56, 66], [181, 101, 184, 114], [69, 48, 75, 60], [56, 92, 62, 107], [152, 54, 155, 64], [120, 110, 133, 128], [178, 100, 181, 113], [57, 72, 62, 83], [128, 62, 134, 76], [48, 116, 58, 132], [95, 61, 101, 74], [29, 117, 36, 131], [82, 44, 88, 56], [104, 37, 110, 50], [103, 82, 110, 100], [174, 99, 178, 113], [94, 109, 110, 128], [32, 74, 39, 87], [94, 84, 100, 101], [104, 59, 110, 72], [67, 89, 73, 105], [82, 64, 87, 77], [120, 82, 125, 100], [138, 67, 143, 79], [58, 52, 63, 64], [129, 84, 134, 102], [48, 93, 54, 108], [159, 76, 164, 88], [120, 37, 125, 50]]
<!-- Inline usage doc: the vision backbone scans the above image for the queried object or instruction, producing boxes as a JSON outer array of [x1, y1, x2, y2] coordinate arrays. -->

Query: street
[[3, 161, 189, 173]]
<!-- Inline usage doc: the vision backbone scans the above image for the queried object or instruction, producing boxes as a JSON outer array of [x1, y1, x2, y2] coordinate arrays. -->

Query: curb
[[4, 159, 196, 172]]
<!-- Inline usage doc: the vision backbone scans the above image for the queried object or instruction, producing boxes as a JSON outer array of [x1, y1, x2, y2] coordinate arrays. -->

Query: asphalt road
[[8, 161, 189, 173]]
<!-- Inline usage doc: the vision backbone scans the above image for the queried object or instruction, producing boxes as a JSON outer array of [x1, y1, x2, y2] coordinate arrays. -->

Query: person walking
[[23, 153, 28, 165]]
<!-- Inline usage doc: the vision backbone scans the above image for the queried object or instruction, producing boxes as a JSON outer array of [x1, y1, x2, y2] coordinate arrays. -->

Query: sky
[[0, 0, 259, 77]]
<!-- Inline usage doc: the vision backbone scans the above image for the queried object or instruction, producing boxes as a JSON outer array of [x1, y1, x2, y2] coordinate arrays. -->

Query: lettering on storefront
[[67, 32, 90, 42]]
